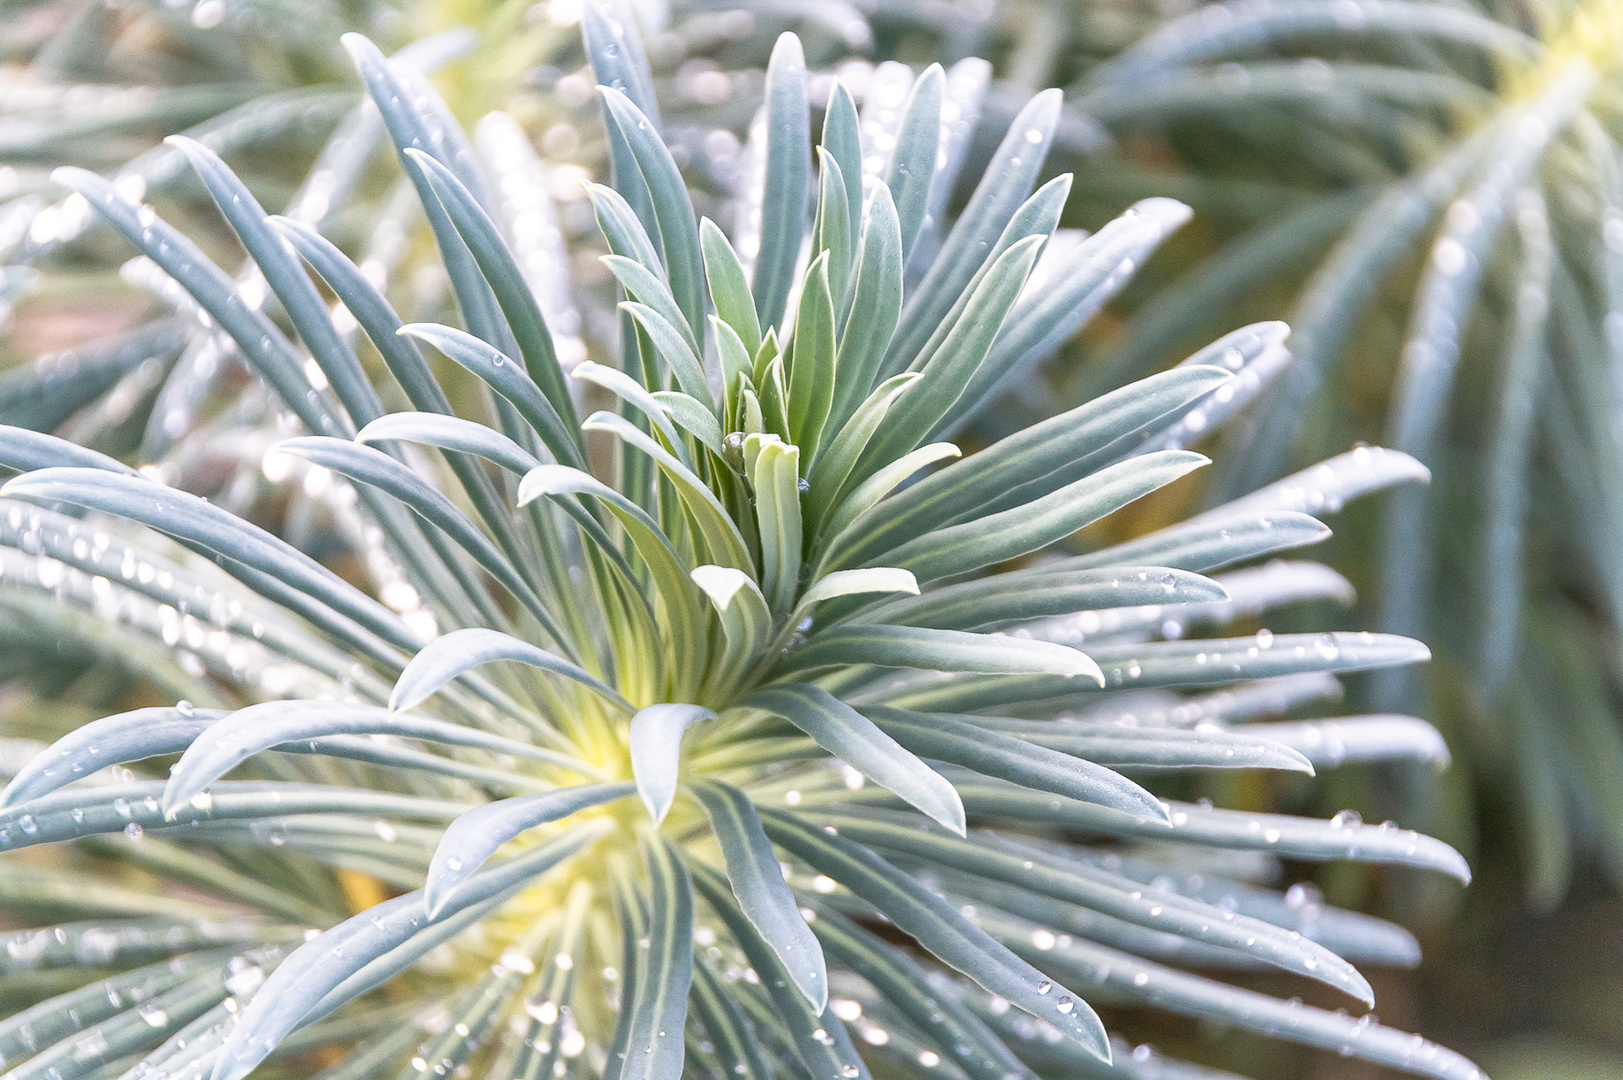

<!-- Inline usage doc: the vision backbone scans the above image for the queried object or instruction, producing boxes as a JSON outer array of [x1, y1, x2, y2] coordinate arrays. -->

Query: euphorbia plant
[[0, 19, 1480, 1080]]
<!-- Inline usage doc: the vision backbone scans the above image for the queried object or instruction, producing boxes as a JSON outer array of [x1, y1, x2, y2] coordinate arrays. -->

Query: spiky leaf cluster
[[0, 19, 1484, 1080], [988, 0, 1623, 906]]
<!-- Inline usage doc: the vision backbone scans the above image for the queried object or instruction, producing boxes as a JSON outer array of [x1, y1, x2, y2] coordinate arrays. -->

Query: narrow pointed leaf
[[759, 809, 1110, 1059], [745, 683, 964, 835], [355, 412, 541, 476], [629, 704, 715, 824], [885, 65, 944, 265], [391, 627, 632, 715], [211, 823, 609, 1080], [865, 707, 1164, 819], [163, 702, 591, 816], [605, 837, 693, 1080], [782, 625, 1103, 682], [701, 218, 760, 357], [753, 33, 811, 332], [424, 785, 633, 917], [693, 781, 827, 1010], [398, 323, 583, 469]]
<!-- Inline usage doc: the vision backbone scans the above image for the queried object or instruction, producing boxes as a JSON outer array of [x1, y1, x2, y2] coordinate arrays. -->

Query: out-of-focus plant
[[0, 16, 1482, 1080], [1018, 0, 1623, 914]]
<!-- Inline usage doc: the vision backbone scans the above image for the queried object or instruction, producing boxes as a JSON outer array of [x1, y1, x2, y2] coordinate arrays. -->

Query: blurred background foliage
[[5, 0, 1623, 1075]]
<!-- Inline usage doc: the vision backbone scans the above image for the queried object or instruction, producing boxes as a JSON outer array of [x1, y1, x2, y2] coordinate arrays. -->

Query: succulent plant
[[996, 0, 1623, 907], [0, 15, 1488, 1080]]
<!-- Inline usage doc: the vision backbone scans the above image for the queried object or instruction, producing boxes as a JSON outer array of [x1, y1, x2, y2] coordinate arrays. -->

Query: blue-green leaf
[[745, 683, 964, 834], [391, 627, 631, 715], [692, 781, 828, 1010], [423, 785, 633, 917], [629, 704, 715, 824], [752, 33, 811, 333]]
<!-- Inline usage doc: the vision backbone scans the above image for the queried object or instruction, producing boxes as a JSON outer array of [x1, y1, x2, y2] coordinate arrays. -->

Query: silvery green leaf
[[0, 425, 139, 477], [887, 89, 1062, 371], [4, 955, 245, 1080], [605, 837, 693, 1080], [1087, 632, 1430, 690], [0, 467, 415, 655], [949, 782, 1471, 881], [519, 464, 703, 694], [597, 87, 706, 340], [1239, 715, 1450, 768], [746, 683, 964, 835], [1063, 508, 1331, 574], [268, 216, 461, 418], [805, 373, 920, 531], [823, 811, 1371, 1003], [0, 321, 187, 436], [0, 949, 235, 1063], [404, 149, 580, 437], [690, 864, 870, 1080], [818, 442, 961, 551], [859, 236, 1045, 472], [810, 905, 1033, 1080], [620, 300, 715, 409], [168, 135, 380, 430], [1, 706, 222, 808], [977, 917, 1483, 1080], [827, 183, 904, 435], [585, 181, 665, 275], [1092, 0, 1535, 86], [573, 360, 689, 459], [423, 785, 633, 917], [50, 167, 340, 437], [342, 34, 511, 353], [1100, 857, 1422, 967], [749, 436, 802, 615], [812, 148, 853, 307], [887, 173, 1070, 384], [795, 568, 919, 619], [966, 200, 1192, 430], [629, 704, 715, 824], [272, 436, 566, 646], [0, 782, 468, 855], [852, 366, 1232, 558], [753, 33, 811, 333], [652, 391, 723, 454], [161, 702, 592, 817], [688, 962, 774, 1080], [820, 80, 863, 277], [760, 809, 1109, 1059], [976, 718, 1315, 773], [786, 252, 836, 464], [867, 451, 1208, 583], [390, 627, 631, 714], [355, 412, 541, 476], [1215, 446, 1430, 520], [858, 566, 1226, 631], [580, 0, 659, 124], [0, 919, 269, 976], [701, 218, 761, 358], [884, 64, 943, 266], [212, 822, 610, 1080], [781, 626, 1103, 682], [583, 412, 754, 573], [397, 323, 583, 470], [863, 706, 1163, 819], [692, 781, 828, 1011]]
